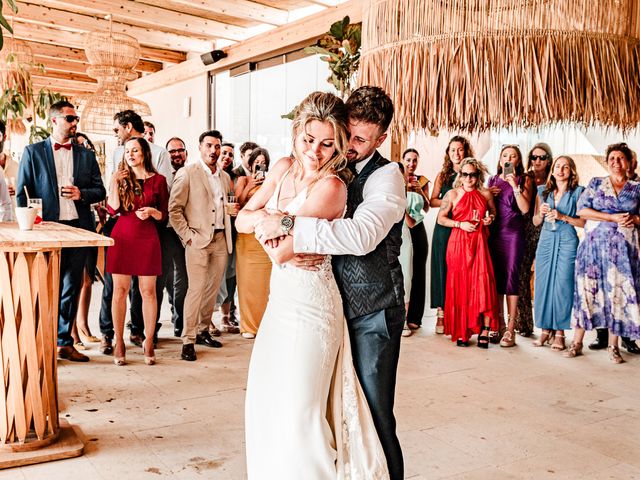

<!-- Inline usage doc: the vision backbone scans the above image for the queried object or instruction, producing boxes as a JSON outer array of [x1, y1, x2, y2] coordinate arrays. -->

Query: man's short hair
[[198, 130, 223, 144], [0, 119, 5, 137], [239, 141, 259, 155], [166, 137, 186, 149], [345, 86, 394, 133], [114, 110, 145, 134], [221, 142, 235, 149], [49, 100, 76, 118], [143, 121, 156, 131]]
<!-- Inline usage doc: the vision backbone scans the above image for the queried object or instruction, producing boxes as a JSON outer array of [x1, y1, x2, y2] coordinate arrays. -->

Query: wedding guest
[[70, 132, 101, 349], [532, 156, 584, 351], [516, 143, 552, 337], [235, 147, 273, 339], [143, 121, 156, 144], [232, 141, 259, 179], [17, 100, 106, 362], [169, 130, 236, 361], [566, 143, 640, 363], [430, 136, 473, 334], [438, 158, 498, 347], [106, 137, 169, 366], [401, 148, 429, 333], [215, 142, 240, 333], [0, 119, 18, 220], [0, 170, 11, 221], [487, 145, 534, 347]]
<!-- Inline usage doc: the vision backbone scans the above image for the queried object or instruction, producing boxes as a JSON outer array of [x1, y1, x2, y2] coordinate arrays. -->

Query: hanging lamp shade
[[79, 30, 151, 135], [359, 0, 640, 134]]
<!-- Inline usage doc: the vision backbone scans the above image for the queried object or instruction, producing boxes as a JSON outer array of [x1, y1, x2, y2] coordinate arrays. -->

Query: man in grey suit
[[17, 100, 106, 362]]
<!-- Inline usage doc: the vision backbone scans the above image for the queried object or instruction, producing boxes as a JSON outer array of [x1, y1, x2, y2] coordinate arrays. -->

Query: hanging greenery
[[305, 16, 361, 99], [281, 16, 362, 120], [0, 0, 18, 51]]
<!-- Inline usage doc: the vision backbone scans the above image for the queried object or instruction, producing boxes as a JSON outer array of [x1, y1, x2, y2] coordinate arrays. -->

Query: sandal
[[532, 329, 553, 347], [435, 310, 445, 335], [607, 345, 624, 364], [563, 342, 583, 358], [477, 326, 490, 349], [550, 332, 566, 351], [499, 330, 516, 348], [402, 323, 413, 337], [456, 339, 469, 347]]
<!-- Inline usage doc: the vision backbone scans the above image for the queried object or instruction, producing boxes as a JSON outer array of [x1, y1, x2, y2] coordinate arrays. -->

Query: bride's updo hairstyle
[[291, 91, 351, 186]]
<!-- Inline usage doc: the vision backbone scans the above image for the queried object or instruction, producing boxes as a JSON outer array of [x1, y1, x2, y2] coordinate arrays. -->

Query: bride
[[236, 91, 389, 479]]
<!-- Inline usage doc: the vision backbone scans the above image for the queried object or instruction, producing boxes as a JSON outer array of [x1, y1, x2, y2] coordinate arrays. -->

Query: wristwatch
[[280, 214, 295, 235]]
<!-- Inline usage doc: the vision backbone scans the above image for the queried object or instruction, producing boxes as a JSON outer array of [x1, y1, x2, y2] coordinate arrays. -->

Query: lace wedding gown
[[245, 174, 389, 480]]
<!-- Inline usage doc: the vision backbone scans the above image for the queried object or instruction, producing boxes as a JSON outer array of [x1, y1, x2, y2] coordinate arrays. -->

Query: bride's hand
[[289, 254, 326, 271]]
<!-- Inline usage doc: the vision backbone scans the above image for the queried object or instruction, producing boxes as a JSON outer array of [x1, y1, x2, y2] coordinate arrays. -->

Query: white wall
[[135, 73, 210, 163]]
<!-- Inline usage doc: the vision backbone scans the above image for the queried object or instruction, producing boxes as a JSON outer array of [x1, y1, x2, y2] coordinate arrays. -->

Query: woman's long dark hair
[[439, 136, 473, 185], [117, 137, 157, 211], [525, 142, 553, 179]]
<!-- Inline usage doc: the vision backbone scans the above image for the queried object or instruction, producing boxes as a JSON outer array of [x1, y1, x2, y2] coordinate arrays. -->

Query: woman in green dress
[[430, 136, 474, 334]]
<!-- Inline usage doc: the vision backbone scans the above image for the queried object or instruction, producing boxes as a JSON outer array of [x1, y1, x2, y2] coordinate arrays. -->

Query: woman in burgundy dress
[[438, 158, 499, 347], [107, 137, 169, 366], [487, 145, 534, 347]]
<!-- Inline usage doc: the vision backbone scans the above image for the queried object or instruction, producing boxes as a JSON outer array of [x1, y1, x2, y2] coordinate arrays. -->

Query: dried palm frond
[[360, 0, 640, 135]]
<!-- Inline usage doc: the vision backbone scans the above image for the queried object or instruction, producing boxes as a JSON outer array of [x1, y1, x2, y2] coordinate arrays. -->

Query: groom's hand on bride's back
[[255, 212, 285, 241]]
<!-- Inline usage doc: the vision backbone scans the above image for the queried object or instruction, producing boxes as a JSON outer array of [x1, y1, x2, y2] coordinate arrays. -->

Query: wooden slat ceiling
[[4, 0, 346, 95]]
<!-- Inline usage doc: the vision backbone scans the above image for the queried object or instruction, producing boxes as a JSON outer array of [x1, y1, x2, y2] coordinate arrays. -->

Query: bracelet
[[513, 186, 521, 197], [454, 221, 461, 228]]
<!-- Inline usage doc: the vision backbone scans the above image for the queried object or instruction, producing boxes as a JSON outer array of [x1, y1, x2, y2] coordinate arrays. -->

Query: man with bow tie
[[17, 100, 106, 362]]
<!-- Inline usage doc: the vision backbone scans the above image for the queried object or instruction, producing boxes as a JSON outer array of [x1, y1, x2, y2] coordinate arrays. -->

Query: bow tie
[[54, 143, 72, 151]]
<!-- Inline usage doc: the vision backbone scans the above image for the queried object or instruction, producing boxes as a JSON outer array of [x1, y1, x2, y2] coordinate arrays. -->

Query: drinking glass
[[29, 198, 43, 224], [542, 203, 556, 231]]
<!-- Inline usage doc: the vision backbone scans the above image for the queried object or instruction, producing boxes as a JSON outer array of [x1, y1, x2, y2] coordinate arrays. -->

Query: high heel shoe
[[499, 330, 516, 348], [563, 341, 583, 358], [532, 329, 552, 347], [144, 340, 156, 366], [477, 326, 490, 349], [435, 310, 445, 334], [607, 345, 624, 364], [113, 342, 126, 366], [79, 330, 100, 344]]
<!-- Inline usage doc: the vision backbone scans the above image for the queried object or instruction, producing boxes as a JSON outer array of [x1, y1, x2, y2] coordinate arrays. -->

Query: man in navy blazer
[[17, 100, 106, 362]]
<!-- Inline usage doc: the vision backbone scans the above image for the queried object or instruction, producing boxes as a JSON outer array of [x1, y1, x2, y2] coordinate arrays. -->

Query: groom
[[256, 86, 406, 479]]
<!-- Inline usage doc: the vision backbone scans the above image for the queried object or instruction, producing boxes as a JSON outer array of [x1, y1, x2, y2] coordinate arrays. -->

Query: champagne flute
[[472, 209, 479, 225]]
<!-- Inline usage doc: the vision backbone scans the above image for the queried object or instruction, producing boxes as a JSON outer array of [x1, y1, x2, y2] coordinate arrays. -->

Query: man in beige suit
[[169, 130, 236, 361]]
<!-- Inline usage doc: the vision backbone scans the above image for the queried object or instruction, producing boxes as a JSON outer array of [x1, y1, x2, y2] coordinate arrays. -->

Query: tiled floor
[[8, 286, 640, 479]]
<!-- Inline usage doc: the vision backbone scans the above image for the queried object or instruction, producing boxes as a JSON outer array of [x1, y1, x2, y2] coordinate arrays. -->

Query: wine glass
[[472, 209, 479, 225]]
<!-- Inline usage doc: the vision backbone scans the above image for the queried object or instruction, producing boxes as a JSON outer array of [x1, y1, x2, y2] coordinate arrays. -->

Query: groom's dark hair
[[346, 86, 394, 133]]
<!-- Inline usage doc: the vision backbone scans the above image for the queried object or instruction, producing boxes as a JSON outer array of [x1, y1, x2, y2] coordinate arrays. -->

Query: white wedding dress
[[245, 173, 389, 480]]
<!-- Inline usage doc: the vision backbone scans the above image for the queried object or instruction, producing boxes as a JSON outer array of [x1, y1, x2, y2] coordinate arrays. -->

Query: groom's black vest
[[332, 151, 405, 320]]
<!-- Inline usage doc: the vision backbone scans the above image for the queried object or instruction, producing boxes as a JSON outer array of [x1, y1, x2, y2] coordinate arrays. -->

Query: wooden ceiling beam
[[27, 0, 247, 41], [32, 70, 97, 84], [128, 0, 362, 95], [10, 23, 186, 64], [140, 0, 289, 27], [32, 76, 98, 93], [9, 3, 214, 52]]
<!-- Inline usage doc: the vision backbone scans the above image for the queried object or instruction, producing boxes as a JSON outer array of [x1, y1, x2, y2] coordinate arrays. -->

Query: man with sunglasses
[[17, 100, 106, 362]]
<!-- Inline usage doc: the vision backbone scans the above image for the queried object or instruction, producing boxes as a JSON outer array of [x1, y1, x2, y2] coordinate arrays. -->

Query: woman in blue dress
[[532, 156, 585, 351], [566, 143, 640, 364]]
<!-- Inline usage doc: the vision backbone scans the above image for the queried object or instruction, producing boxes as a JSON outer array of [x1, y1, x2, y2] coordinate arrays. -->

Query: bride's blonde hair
[[291, 91, 351, 188]]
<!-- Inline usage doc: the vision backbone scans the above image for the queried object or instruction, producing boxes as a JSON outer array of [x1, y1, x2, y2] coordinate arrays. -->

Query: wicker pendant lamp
[[359, 0, 640, 135], [79, 26, 151, 135]]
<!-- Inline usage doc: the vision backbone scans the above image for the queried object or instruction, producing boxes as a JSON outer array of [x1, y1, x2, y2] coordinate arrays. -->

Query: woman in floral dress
[[566, 143, 640, 364]]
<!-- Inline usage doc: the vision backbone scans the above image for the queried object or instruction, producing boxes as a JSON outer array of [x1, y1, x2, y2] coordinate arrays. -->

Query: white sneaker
[[241, 332, 256, 339], [402, 324, 412, 337]]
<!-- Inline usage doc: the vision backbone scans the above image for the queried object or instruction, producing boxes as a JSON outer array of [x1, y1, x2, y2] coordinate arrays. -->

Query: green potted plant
[[0, 1, 18, 50]]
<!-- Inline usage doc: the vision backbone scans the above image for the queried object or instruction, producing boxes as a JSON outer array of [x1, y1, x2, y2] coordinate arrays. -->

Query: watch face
[[281, 215, 294, 230]]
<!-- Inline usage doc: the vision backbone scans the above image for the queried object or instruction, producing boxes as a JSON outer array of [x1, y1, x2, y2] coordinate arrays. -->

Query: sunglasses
[[459, 171, 479, 178], [530, 154, 549, 161], [58, 115, 80, 123]]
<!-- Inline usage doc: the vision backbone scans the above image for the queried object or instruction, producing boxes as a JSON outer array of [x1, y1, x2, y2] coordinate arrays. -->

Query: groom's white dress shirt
[[293, 153, 407, 256]]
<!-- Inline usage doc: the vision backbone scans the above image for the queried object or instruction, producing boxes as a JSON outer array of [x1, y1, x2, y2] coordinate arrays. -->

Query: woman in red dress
[[437, 158, 499, 347], [107, 137, 169, 366]]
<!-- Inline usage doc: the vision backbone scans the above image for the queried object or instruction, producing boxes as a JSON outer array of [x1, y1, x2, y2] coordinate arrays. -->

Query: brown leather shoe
[[57, 346, 89, 362], [100, 336, 113, 355]]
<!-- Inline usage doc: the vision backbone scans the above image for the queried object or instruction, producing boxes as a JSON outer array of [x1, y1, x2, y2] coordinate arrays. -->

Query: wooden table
[[0, 222, 112, 468]]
